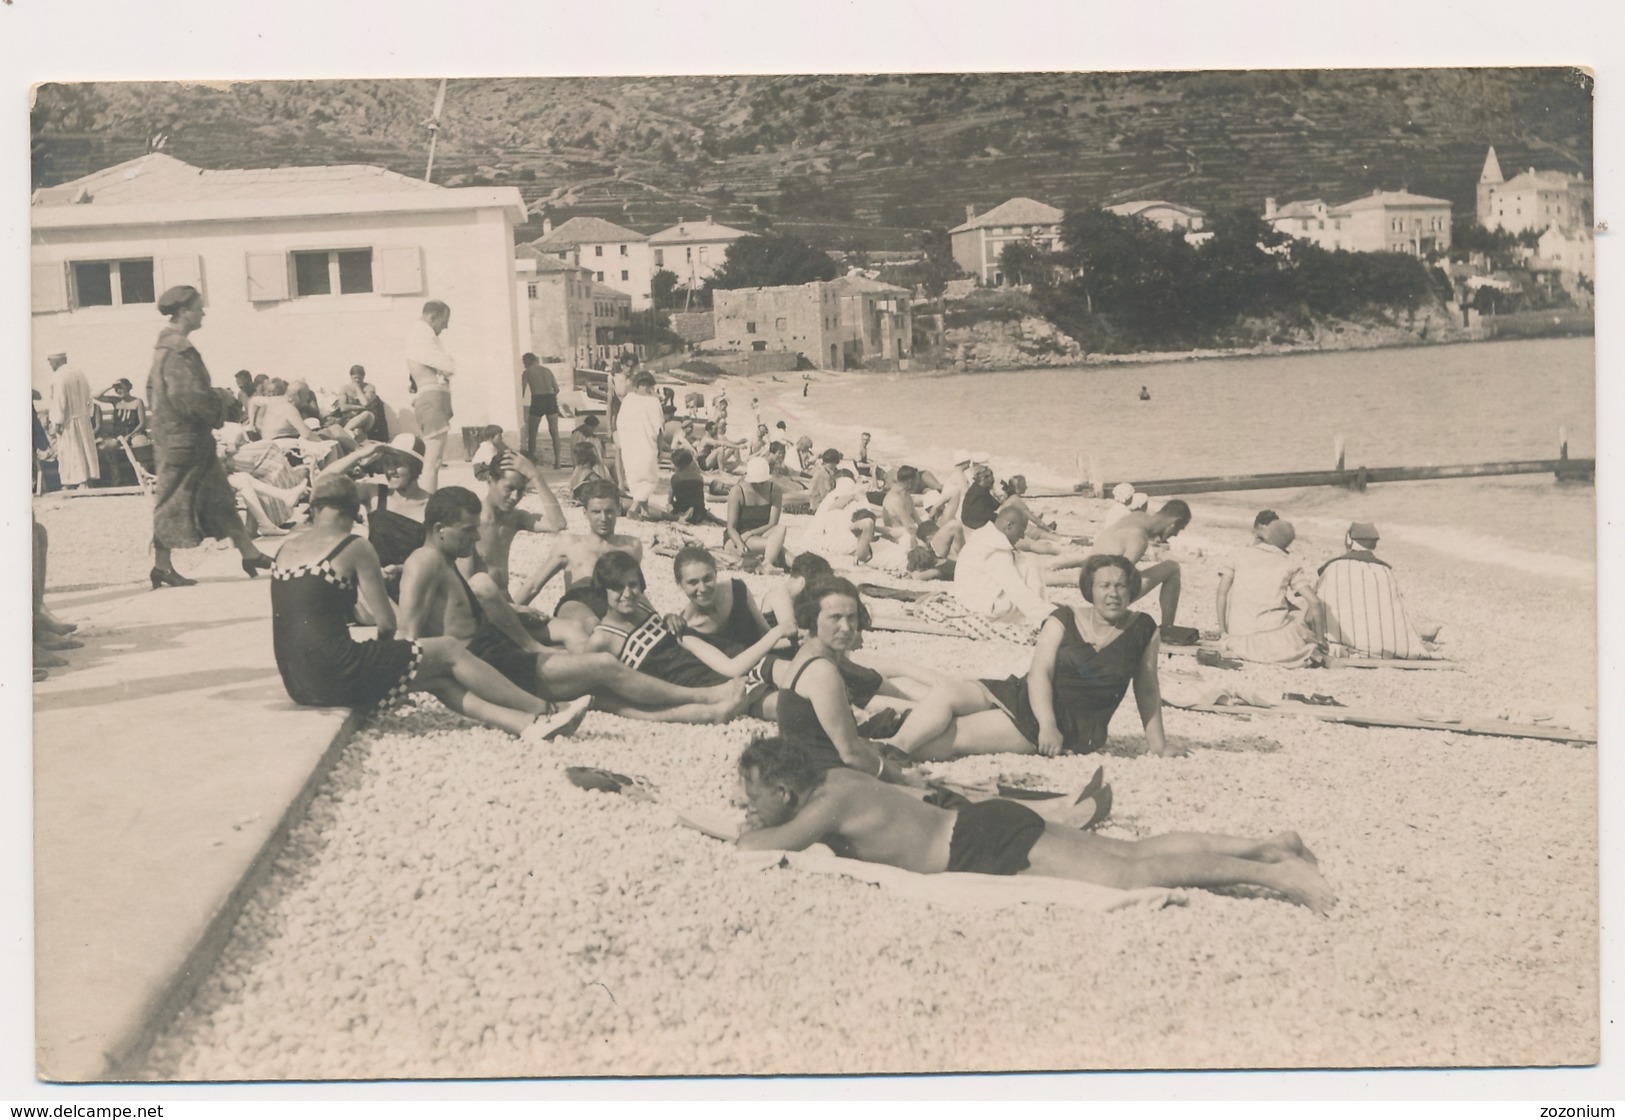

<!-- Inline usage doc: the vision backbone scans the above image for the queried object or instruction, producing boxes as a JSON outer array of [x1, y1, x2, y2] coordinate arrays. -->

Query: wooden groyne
[[1035, 430, 1593, 499]]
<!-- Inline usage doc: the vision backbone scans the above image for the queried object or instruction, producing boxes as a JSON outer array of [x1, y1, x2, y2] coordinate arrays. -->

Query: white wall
[[32, 204, 525, 432]]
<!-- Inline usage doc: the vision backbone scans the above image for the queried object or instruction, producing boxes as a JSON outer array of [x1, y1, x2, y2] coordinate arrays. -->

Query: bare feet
[[1272, 856, 1336, 915], [1261, 830, 1319, 867], [36, 632, 83, 651], [34, 644, 68, 668], [35, 612, 76, 635]]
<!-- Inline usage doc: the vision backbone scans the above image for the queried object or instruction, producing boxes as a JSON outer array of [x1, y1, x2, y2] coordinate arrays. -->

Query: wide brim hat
[[386, 433, 426, 462]]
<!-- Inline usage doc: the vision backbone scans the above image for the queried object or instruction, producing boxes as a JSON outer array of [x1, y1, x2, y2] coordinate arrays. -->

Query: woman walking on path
[[145, 286, 274, 588]]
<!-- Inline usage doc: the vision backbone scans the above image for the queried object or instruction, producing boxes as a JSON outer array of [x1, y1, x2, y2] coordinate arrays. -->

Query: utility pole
[[424, 78, 447, 183]]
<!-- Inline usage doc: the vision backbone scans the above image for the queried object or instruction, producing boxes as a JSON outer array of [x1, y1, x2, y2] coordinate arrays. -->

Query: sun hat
[[1129, 492, 1148, 511], [1348, 521, 1380, 544], [971, 450, 992, 465], [386, 433, 426, 462], [951, 448, 972, 467], [744, 457, 772, 483], [1112, 482, 1135, 503], [47, 351, 66, 361]]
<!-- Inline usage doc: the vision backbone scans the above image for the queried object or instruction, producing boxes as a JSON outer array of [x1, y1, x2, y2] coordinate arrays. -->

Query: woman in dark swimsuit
[[584, 551, 778, 717], [725, 457, 790, 570], [319, 435, 432, 602], [891, 554, 1172, 760], [270, 475, 583, 740]]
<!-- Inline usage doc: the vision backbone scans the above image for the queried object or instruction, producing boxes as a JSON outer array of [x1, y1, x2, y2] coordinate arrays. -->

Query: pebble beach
[[32, 363, 1598, 1079]]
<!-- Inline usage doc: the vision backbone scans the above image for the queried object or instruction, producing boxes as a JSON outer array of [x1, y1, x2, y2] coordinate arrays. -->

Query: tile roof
[[950, 197, 1064, 233], [829, 274, 911, 295], [517, 249, 590, 273], [1270, 199, 1327, 220], [1336, 189, 1451, 212], [648, 218, 752, 245], [31, 152, 439, 207], [1106, 199, 1205, 219], [1497, 168, 1588, 192], [588, 282, 631, 302], [528, 216, 649, 248]]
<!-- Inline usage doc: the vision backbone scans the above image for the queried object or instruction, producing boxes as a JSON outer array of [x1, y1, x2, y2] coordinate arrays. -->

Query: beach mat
[[865, 612, 962, 637], [1167, 698, 1595, 744], [1162, 643, 1458, 670], [733, 845, 1182, 914]]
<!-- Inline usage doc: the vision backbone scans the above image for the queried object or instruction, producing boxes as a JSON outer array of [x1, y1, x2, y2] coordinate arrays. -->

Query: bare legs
[[534, 651, 746, 722], [1023, 825, 1335, 914], [1137, 559, 1182, 628], [741, 524, 790, 569], [891, 679, 1011, 759], [409, 636, 552, 736]]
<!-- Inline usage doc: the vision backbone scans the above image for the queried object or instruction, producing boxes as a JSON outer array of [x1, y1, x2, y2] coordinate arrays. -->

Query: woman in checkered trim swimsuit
[[271, 476, 588, 740]]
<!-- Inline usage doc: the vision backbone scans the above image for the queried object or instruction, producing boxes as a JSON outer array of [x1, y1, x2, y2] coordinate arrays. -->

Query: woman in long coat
[[146, 285, 275, 588]]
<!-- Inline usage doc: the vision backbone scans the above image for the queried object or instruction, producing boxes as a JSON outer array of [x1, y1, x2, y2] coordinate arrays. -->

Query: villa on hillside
[[1476, 146, 1592, 236], [30, 153, 529, 432], [1264, 189, 1452, 256], [949, 197, 1064, 286], [521, 216, 654, 309], [648, 217, 751, 291]]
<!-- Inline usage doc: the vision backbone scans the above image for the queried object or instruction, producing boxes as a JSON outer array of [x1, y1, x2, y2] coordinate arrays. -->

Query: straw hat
[[386, 433, 425, 462], [1111, 482, 1135, 503]]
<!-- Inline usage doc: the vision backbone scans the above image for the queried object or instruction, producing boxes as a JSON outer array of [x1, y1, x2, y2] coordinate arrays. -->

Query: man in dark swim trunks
[[399, 487, 745, 722], [725, 736, 1335, 914], [516, 479, 645, 643], [520, 353, 563, 468]]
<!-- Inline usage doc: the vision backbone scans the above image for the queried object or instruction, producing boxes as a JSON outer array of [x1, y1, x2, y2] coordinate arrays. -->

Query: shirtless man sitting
[[466, 444, 568, 637], [516, 479, 645, 642], [399, 486, 746, 725], [723, 735, 1334, 914], [883, 467, 964, 572], [1090, 498, 1192, 638]]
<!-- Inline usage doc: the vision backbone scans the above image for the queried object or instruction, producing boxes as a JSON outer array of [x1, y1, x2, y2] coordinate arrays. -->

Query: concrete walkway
[[33, 571, 355, 1082]]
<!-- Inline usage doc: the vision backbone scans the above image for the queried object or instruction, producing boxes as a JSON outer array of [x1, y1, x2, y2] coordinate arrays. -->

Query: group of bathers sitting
[[265, 441, 1336, 913]]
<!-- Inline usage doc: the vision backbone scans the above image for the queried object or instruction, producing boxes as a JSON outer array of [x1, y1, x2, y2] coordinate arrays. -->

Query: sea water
[[780, 336, 1597, 572]]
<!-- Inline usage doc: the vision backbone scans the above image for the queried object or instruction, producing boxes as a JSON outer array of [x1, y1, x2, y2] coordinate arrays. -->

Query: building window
[[619, 244, 628, 256], [594, 245, 604, 257], [292, 248, 373, 297], [776, 317, 787, 330], [698, 246, 709, 263], [686, 247, 693, 262], [654, 250, 664, 267], [596, 271, 605, 282], [620, 270, 629, 281], [559, 251, 569, 260], [69, 258, 155, 308], [745, 321, 757, 334], [527, 283, 538, 299]]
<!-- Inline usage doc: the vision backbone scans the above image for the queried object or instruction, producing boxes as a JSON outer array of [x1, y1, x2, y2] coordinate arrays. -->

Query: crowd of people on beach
[[37, 294, 1452, 913]]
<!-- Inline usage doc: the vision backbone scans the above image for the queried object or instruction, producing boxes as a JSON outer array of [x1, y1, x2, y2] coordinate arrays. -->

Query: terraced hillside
[[33, 69, 1591, 246]]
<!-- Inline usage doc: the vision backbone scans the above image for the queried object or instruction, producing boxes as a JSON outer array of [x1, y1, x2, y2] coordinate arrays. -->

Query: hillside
[[32, 69, 1593, 246]]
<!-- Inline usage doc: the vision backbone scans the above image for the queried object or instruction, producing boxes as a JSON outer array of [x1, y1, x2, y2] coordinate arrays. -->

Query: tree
[[650, 269, 680, 311], [997, 240, 1054, 289], [706, 233, 838, 291]]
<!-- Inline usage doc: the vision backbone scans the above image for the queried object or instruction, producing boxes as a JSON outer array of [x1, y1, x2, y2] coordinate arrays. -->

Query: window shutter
[[157, 254, 203, 297], [246, 252, 289, 301], [31, 262, 69, 314], [378, 247, 423, 295]]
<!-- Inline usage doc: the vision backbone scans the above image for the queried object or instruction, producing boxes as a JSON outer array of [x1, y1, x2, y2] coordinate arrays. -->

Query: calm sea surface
[[787, 337, 1597, 567]]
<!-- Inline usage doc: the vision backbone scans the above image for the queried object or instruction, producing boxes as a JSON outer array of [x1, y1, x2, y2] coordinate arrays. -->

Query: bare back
[[806, 770, 955, 874], [1092, 512, 1153, 562]]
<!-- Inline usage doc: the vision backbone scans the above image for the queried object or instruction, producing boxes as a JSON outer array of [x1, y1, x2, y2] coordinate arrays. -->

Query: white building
[[1476, 146, 1592, 236], [1264, 189, 1452, 256], [1104, 199, 1206, 232], [1536, 226, 1594, 280], [31, 153, 528, 432], [522, 216, 654, 310], [648, 217, 751, 291], [949, 197, 1064, 286]]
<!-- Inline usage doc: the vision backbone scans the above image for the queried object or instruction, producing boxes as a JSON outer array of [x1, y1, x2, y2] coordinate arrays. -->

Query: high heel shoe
[[241, 554, 275, 578], [150, 566, 197, 589]]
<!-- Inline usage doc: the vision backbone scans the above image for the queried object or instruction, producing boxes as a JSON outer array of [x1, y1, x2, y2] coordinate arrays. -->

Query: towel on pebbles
[[910, 595, 1037, 646], [736, 846, 1183, 914]]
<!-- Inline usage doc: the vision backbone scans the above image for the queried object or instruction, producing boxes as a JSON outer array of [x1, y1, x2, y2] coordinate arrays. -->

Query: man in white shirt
[[952, 507, 1051, 628], [404, 300, 456, 490]]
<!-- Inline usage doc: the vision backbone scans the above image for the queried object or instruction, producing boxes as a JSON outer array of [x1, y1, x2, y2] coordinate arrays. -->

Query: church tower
[[1477, 145, 1504, 228]]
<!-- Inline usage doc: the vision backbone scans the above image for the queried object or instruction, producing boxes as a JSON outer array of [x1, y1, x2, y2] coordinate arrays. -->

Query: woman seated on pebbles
[[319, 434, 434, 601], [586, 550, 779, 719], [724, 457, 792, 572], [726, 735, 1333, 915], [880, 554, 1174, 761], [763, 580, 1112, 826], [672, 546, 798, 667], [271, 475, 587, 742]]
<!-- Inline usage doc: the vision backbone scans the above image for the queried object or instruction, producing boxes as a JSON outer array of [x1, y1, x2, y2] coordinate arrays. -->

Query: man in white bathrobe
[[47, 352, 100, 489]]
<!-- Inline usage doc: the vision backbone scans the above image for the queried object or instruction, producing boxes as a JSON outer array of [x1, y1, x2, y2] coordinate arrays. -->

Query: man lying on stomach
[[727, 734, 1335, 915]]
